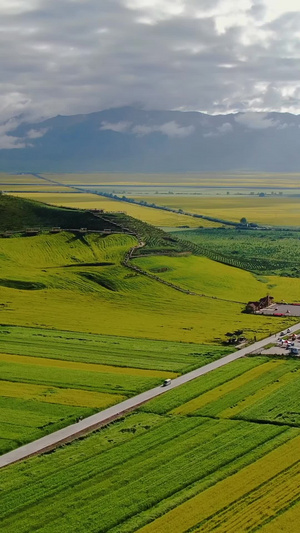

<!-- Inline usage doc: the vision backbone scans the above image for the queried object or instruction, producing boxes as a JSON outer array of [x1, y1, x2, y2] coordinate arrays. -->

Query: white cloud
[[125, 0, 185, 22], [0, 135, 26, 149], [262, 1, 300, 22], [1, 0, 300, 121], [100, 120, 195, 137], [132, 121, 194, 137], [0, 0, 38, 15], [100, 121, 132, 132], [0, 118, 26, 148], [203, 121, 233, 137], [26, 127, 48, 138], [217, 122, 233, 133], [0, 118, 49, 148], [234, 112, 279, 129]]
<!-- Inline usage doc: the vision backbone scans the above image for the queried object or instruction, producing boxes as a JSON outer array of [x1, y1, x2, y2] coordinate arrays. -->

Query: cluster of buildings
[[245, 295, 274, 314]]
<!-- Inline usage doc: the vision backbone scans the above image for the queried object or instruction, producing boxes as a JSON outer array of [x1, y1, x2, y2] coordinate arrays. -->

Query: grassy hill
[[0, 194, 116, 232], [0, 230, 294, 343], [0, 194, 188, 256]]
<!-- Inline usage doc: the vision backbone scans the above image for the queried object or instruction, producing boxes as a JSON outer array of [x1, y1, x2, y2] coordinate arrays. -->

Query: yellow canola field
[[260, 501, 300, 532], [12, 191, 217, 227], [0, 353, 177, 379], [197, 462, 300, 532], [0, 380, 123, 408], [44, 172, 300, 188], [136, 196, 300, 227], [0, 173, 44, 185], [139, 433, 300, 533], [1, 185, 73, 192], [171, 360, 284, 415]]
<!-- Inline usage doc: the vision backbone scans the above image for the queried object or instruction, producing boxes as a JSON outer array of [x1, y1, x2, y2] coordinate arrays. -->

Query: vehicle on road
[[162, 379, 172, 387], [290, 347, 299, 355]]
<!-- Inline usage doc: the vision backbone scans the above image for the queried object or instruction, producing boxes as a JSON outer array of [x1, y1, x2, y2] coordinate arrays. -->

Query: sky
[[1, 0, 300, 123]]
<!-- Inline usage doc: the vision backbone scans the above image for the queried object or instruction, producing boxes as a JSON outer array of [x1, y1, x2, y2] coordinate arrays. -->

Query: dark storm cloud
[[0, 0, 300, 124]]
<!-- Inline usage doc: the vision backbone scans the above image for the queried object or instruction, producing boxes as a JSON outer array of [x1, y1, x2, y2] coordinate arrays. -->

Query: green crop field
[[2, 356, 300, 532], [0, 322, 230, 455], [0, 325, 227, 372], [0, 324, 186, 454], [0, 321, 227, 454], [171, 227, 300, 276], [143, 356, 300, 427]]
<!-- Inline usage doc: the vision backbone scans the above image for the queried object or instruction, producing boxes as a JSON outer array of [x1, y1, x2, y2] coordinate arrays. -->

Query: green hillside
[[0, 230, 294, 343], [0, 194, 115, 232], [0, 194, 188, 257]]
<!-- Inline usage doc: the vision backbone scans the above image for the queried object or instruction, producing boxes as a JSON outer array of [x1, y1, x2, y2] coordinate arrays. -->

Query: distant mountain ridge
[[1, 106, 300, 172]]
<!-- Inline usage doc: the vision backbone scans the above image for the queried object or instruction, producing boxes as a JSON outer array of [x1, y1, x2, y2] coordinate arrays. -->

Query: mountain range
[[1, 106, 300, 172]]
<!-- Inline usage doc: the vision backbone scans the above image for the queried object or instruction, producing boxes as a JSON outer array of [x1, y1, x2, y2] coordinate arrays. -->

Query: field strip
[[259, 499, 300, 532], [196, 462, 300, 532], [138, 434, 300, 533], [220, 365, 299, 418], [1, 322, 300, 469], [0, 381, 125, 408], [0, 353, 177, 379], [171, 360, 284, 415]]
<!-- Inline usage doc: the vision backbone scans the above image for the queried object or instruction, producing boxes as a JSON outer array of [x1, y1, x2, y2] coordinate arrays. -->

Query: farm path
[[1, 322, 300, 469]]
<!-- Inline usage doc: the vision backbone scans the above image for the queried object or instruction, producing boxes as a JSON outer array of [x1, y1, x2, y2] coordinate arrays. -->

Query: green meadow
[[0, 231, 293, 343]]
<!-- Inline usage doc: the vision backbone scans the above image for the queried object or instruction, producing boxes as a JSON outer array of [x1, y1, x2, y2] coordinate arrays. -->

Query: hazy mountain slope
[[1, 107, 300, 172]]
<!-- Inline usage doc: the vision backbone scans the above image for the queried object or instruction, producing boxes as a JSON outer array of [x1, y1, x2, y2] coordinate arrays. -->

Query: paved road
[[1, 322, 300, 469]]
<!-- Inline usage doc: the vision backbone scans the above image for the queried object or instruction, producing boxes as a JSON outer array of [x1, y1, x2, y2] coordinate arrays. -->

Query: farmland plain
[[0, 225, 240, 454], [1, 178, 300, 532], [0, 320, 231, 454], [2, 356, 300, 531], [7, 171, 300, 228], [11, 191, 215, 228], [135, 195, 300, 227], [43, 172, 300, 189]]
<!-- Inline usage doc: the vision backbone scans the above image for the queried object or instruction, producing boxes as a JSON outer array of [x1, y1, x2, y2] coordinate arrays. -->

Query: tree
[[240, 217, 248, 225]]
